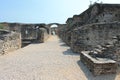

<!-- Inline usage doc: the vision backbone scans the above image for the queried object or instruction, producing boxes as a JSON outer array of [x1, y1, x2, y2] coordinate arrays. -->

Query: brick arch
[[47, 23, 60, 28], [34, 24, 49, 34], [47, 23, 61, 35]]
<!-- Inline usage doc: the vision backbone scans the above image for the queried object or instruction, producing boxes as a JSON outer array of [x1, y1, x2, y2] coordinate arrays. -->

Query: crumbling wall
[[57, 3, 120, 75], [60, 3, 120, 47], [71, 22, 120, 64], [71, 30, 80, 52], [0, 30, 21, 55], [78, 22, 120, 48], [72, 22, 120, 52], [80, 51, 117, 76], [0, 23, 50, 43], [21, 25, 35, 40], [38, 28, 49, 43], [57, 24, 67, 42], [90, 6, 120, 23]]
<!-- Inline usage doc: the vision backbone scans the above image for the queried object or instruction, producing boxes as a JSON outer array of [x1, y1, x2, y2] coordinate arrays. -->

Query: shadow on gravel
[[59, 40, 80, 56], [60, 43, 68, 47], [59, 39, 63, 43], [77, 60, 117, 80], [22, 43, 31, 48], [59, 41, 68, 47], [63, 49, 79, 56]]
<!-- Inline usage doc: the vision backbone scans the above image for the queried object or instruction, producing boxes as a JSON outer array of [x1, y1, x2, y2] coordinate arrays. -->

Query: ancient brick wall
[[71, 22, 120, 64], [21, 24, 36, 40], [58, 3, 120, 75], [61, 3, 120, 53], [0, 23, 50, 43], [0, 30, 21, 55], [80, 51, 117, 76], [38, 28, 49, 43], [71, 22, 120, 52], [89, 5, 120, 23], [57, 24, 67, 42], [76, 22, 120, 48], [71, 30, 80, 52]]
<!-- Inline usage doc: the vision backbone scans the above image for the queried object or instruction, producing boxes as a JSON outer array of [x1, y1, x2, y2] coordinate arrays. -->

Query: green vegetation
[[0, 24, 4, 29]]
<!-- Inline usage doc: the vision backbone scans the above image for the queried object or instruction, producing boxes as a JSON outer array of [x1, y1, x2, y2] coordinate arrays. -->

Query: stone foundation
[[0, 30, 21, 55], [80, 51, 117, 76], [38, 28, 49, 43], [0, 23, 50, 44]]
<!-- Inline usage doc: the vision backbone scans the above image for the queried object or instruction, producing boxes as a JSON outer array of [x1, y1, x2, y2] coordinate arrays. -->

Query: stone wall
[[0, 30, 21, 55], [13, 23, 50, 43], [38, 28, 49, 43], [58, 3, 120, 47], [57, 24, 66, 41], [70, 22, 120, 65], [80, 51, 117, 76], [71, 22, 120, 52], [0, 23, 50, 43], [57, 4, 120, 72], [89, 4, 120, 23]]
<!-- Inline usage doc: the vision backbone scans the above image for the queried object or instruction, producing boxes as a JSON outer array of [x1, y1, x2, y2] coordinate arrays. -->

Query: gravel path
[[0, 36, 120, 80]]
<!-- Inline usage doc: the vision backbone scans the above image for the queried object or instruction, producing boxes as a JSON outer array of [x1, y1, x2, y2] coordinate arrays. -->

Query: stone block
[[80, 51, 117, 76]]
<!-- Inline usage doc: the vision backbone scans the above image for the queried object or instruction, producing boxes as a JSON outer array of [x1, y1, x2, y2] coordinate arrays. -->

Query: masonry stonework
[[0, 30, 21, 55], [80, 51, 117, 76], [57, 3, 120, 75]]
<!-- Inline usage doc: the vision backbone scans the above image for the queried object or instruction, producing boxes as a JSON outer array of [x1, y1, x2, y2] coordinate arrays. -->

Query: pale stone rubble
[[0, 30, 21, 55]]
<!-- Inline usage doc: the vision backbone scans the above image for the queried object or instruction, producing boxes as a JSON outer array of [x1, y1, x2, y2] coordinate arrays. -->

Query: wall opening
[[50, 24, 58, 35]]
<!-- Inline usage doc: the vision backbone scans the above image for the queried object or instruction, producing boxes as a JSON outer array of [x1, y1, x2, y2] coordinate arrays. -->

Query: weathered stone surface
[[72, 22, 120, 52], [57, 3, 120, 76], [0, 23, 50, 43], [0, 30, 21, 55], [81, 51, 117, 76], [58, 3, 120, 50]]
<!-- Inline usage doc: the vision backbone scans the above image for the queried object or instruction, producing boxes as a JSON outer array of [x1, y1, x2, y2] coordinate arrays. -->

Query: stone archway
[[33, 24, 50, 42], [50, 24, 58, 35], [47, 23, 60, 35]]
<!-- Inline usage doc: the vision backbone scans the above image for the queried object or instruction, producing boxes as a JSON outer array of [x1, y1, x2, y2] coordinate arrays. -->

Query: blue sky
[[0, 0, 120, 24]]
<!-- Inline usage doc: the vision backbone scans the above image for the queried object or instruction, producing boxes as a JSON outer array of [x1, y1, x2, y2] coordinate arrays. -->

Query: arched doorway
[[47, 23, 60, 35], [50, 24, 58, 35]]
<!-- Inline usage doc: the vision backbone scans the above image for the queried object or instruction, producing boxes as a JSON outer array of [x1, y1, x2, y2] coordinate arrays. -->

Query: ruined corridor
[[0, 36, 119, 80]]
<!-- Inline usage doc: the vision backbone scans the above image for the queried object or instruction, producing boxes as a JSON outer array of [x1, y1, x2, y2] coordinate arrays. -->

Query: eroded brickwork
[[0, 23, 50, 43], [81, 51, 117, 76], [0, 30, 21, 55], [57, 3, 120, 75]]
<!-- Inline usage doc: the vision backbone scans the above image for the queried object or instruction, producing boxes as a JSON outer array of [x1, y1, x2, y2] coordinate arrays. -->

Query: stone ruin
[[0, 23, 50, 44], [0, 2, 120, 76], [0, 29, 21, 55], [81, 51, 117, 76], [57, 3, 120, 75], [0, 22, 65, 54], [21, 24, 49, 43]]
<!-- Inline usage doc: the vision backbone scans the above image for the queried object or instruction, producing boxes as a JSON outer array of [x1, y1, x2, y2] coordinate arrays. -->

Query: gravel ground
[[0, 36, 119, 80]]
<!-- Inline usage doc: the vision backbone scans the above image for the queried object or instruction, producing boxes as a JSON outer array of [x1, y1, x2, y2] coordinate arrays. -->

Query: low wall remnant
[[0, 30, 21, 55]]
